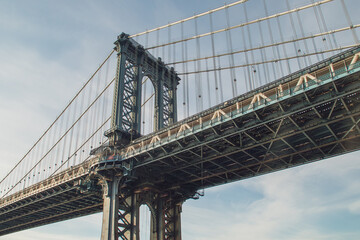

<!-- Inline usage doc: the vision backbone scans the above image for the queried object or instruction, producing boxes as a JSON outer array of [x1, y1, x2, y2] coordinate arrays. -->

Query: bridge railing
[[0, 157, 99, 208]]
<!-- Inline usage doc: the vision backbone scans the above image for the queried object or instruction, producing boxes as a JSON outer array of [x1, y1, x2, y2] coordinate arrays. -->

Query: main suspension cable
[[145, 0, 333, 50], [2, 77, 115, 197], [129, 0, 248, 38], [0, 49, 115, 185], [50, 117, 111, 178], [178, 44, 359, 75], [166, 25, 360, 66]]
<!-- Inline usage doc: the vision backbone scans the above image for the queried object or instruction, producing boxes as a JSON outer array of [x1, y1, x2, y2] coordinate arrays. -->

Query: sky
[[1, 0, 360, 239]]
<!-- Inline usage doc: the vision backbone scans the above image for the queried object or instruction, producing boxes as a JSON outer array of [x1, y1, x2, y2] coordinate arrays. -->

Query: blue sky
[[1, 0, 360, 239]]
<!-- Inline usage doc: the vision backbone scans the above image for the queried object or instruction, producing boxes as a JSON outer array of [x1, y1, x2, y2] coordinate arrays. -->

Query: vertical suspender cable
[[185, 36, 190, 117], [205, 58, 211, 109], [181, 21, 187, 117], [51, 112, 59, 169], [340, 0, 359, 44], [36, 130, 45, 180], [162, 31, 166, 62], [317, 1, 337, 50], [156, 30, 160, 59], [295, 10, 312, 65], [42, 125, 50, 179], [263, 0, 284, 80], [240, 23, 251, 91], [101, 57, 111, 145], [257, 21, 271, 84], [74, 77, 86, 165], [33, 136, 41, 184], [244, 4, 258, 88], [48, 115, 58, 174], [285, 0, 302, 70], [94, 69, 103, 146], [86, 80, 94, 150], [61, 104, 71, 167], [225, 5, 237, 97], [311, 0, 329, 58], [33, 131, 41, 183], [57, 106, 65, 169], [209, 12, 220, 104], [89, 75, 98, 151], [195, 16, 203, 112], [242, 4, 254, 89], [275, 16, 291, 75], [217, 56, 224, 102], [168, 24, 172, 63], [67, 96, 78, 169], [311, 36, 322, 62], [81, 87, 90, 164], [173, 41, 176, 69]]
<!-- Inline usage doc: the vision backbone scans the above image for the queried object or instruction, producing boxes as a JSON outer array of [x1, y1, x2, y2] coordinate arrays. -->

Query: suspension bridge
[[1, 0, 360, 239]]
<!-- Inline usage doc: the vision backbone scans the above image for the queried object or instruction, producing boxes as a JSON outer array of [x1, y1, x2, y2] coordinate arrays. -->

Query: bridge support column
[[97, 169, 186, 240], [118, 192, 139, 240], [100, 178, 141, 240], [100, 176, 122, 240], [162, 199, 182, 240], [115, 189, 183, 240], [148, 193, 182, 240]]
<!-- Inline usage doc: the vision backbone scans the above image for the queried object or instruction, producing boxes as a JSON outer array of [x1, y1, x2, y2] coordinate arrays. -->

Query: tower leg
[[118, 193, 139, 240], [163, 200, 182, 240], [101, 177, 121, 240], [100, 178, 183, 240], [150, 194, 182, 240]]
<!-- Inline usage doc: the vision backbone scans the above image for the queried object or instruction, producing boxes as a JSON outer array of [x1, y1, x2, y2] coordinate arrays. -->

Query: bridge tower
[[105, 32, 179, 146], [96, 33, 183, 240]]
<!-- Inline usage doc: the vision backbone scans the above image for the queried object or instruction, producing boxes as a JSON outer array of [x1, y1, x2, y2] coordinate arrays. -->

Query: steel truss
[[117, 190, 182, 240]]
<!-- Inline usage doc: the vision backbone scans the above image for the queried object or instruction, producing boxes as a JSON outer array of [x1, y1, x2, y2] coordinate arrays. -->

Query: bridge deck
[[1, 47, 360, 235], [116, 46, 360, 191]]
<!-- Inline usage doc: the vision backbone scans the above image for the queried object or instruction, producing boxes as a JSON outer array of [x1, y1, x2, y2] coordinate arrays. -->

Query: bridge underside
[[130, 67, 360, 192], [1, 48, 360, 237], [0, 179, 103, 235]]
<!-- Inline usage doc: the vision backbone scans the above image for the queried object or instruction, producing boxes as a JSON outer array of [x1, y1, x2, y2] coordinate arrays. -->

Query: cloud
[[5, 213, 102, 240], [348, 200, 360, 215], [182, 153, 360, 240], [1, 0, 360, 239]]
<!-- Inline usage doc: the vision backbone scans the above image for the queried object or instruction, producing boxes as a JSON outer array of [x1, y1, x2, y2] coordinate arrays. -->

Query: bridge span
[[1, 46, 360, 238]]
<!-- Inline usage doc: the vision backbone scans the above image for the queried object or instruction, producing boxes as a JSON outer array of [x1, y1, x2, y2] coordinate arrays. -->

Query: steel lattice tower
[[105, 33, 180, 147], [97, 33, 184, 240]]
